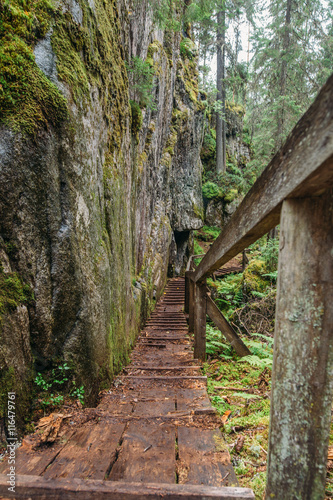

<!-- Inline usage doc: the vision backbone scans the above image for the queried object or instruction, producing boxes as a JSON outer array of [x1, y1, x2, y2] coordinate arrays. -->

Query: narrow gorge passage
[[0, 278, 240, 495]]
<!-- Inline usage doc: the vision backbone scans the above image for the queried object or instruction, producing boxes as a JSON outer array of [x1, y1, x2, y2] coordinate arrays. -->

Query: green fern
[[239, 355, 273, 369]]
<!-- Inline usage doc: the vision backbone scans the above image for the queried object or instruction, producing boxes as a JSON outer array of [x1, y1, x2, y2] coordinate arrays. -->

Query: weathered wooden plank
[[0, 474, 255, 499], [193, 282, 207, 361], [0, 435, 73, 477], [127, 366, 201, 371], [206, 295, 250, 357], [42, 422, 126, 480], [193, 74, 333, 282], [122, 376, 207, 382], [133, 398, 175, 417], [266, 190, 333, 499], [108, 422, 176, 483], [177, 427, 238, 487], [176, 388, 212, 412]]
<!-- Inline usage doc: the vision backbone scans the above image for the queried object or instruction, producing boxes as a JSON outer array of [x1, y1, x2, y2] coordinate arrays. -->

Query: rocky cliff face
[[202, 103, 252, 228], [0, 0, 204, 426]]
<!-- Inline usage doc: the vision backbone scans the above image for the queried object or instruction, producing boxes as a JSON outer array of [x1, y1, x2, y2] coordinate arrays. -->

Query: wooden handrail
[[193, 73, 333, 283]]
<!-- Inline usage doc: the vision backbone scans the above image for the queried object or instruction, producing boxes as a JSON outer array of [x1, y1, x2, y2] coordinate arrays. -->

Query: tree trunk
[[276, 0, 292, 150], [266, 190, 333, 499], [216, 5, 226, 173]]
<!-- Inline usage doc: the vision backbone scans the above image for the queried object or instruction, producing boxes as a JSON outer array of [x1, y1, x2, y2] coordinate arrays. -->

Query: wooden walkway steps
[[0, 278, 254, 499]]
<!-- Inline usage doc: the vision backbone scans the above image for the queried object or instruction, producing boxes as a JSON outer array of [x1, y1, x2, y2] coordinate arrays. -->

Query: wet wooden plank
[[0, 436, 72, 477], [42, 422, 125, 480], [108, 422, 176, 483], [127, 366, 201, 371], [177, 427, 238, 487], [0, 473, 255, 499], [133, 397, 175, 417], [123, 376, 207, 382], [176, 389, 212, 412]]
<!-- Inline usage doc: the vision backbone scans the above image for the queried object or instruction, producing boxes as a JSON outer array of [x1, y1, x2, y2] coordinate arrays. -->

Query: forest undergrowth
[[194, 226, 333, 499]]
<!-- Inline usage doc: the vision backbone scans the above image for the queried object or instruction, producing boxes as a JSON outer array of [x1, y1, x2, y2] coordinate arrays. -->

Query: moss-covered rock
[[0, 0, 205, 434], [130, 100, 143, 136], [0, 0, 67, 134], [180, 37, 198, 60]]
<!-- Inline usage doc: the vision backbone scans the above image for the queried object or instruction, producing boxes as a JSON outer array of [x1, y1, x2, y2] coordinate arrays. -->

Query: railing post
[[193, 280, 207, 361], [266, 190, 333, 499]]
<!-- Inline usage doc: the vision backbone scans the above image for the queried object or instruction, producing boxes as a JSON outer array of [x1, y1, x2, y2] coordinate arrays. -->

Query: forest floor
[[194, 225, 333, 500], [203, 350, 333, 500]]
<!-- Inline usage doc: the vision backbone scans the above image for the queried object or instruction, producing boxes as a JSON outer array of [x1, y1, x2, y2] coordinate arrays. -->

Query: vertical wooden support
[[193, 281, 207, 361], [188, 273, 195, 333], [266, 190, 333, 500]]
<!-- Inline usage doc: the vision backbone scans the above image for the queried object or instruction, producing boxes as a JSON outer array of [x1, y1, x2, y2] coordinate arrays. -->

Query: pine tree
[[248, 0, 333, 171]]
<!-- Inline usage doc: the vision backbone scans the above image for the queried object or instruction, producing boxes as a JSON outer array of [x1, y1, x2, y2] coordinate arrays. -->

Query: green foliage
[[0, 0, 68, 134], [241, 335, 274, 369], [180, 38, 198, 60], [70, 382, 85, 404], [206, 324, 234, 359], [202, 181, 221, 200], [147, 0, 182, 31], [195, 225, 221, 242], [204, 338, 272, 497], [212, 272, 243, 317], [193, 239, 203, 255], [261, 238, 279, 272], [126, 56, 156, 109], [240, 354, 273, 369], [248, 0, 333, 171], [35, 363, 85, 408]]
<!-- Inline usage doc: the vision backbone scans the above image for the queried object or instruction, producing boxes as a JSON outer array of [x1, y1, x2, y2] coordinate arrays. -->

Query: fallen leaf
[[328, 446, 333, 460], [221, 410, 232, 425]]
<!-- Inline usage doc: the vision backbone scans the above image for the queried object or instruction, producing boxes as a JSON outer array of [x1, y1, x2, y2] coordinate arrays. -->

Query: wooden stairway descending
[[0, 278, 254, 499]]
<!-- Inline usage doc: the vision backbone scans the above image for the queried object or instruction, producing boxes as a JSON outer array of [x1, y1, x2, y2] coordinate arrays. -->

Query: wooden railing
[[186, 74, 333, 499]]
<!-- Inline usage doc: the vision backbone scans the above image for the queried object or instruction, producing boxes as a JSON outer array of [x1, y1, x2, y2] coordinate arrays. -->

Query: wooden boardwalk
[[0, 278, 254, 499]]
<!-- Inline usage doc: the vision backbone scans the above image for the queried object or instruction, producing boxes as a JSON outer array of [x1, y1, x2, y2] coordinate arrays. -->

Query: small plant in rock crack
[[35, 363, 84, 409]]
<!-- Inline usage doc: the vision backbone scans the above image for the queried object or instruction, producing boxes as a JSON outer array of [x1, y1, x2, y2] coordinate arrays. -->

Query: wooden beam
[[206, 295, 251, 357], [193, 74, 333, 283], [266, 190, 333, 499], [193, 281, 207, 361], [0, 474, 255, 499]]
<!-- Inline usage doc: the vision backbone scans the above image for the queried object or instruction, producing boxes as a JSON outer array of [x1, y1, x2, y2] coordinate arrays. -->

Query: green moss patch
[[130, 100, 143, 136], [0, 0, 67, 134], [0, 268, 33, 329]]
